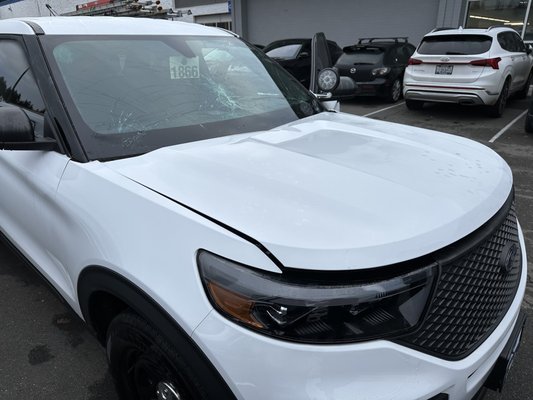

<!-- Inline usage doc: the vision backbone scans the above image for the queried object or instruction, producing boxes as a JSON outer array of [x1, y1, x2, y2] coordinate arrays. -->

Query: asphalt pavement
[[1, 95, 532, 399]]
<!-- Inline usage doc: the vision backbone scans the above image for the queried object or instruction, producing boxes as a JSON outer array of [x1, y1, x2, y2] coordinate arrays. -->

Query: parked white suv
[[404, 27, 533, 116], [0, 17, 528, 400]]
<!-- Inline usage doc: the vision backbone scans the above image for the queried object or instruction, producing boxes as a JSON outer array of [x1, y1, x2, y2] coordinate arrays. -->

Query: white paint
[[194, 236, 527, 399], [489, 109, 528, 143], [363, 101, 405, 117], [0, 16, 232, 35], [0, 16, 525, 400], [107, 111, 513, 270]]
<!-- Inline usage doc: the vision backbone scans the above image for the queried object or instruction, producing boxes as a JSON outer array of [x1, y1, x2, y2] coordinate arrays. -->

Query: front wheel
[[107, 312, 207, 400], [487, 80, 510, 118], [386, 78, 402, 103]]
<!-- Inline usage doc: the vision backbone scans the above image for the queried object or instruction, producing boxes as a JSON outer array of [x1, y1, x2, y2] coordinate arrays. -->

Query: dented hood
[[105, 112, 513, 270]]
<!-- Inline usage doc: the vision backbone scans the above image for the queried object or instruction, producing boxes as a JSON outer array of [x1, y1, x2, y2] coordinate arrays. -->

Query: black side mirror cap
[[0, 106, 34, 142], [0, 107, 56, 151]]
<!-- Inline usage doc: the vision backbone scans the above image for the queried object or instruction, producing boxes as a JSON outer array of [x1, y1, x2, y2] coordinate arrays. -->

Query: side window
[[512, 33, 526, 52], [498, 32, 512, 52], [0, 40, 45, 113], [300, 42, 311, 57]]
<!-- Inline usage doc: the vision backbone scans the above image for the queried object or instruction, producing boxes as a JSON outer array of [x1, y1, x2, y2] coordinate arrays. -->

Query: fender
[[77, 266, 237, 400]]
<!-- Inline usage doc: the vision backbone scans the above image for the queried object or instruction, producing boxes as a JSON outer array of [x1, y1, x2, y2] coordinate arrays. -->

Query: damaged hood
[[105, 112, 513, 270]]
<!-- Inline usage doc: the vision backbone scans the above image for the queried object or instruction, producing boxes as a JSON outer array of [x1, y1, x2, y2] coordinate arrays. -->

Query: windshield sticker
[[169, 56, 200, 79]]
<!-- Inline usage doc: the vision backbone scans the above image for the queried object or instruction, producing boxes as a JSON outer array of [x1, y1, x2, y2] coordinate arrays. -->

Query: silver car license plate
[[435, 64, 453, 75]]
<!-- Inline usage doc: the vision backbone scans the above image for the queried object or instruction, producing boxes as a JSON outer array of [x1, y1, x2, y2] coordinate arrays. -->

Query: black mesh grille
[[398, 205, 522, 359]]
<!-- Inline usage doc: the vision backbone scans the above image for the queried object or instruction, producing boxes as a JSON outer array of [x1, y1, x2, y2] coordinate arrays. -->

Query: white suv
[[0, 17, 528, 400], [404, 27, 533, 117]]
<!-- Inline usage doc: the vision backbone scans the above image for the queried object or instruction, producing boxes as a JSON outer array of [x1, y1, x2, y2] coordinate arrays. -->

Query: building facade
[[0, 0, 230, 27], [0, 1, 532, 46], [232, 0, 533, 46]]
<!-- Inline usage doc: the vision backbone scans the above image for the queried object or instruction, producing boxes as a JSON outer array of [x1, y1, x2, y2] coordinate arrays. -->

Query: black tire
[[107, 312, 208, 400], [386, 78, 402, 103], [487, 80, 510, 118], [516, 70, 533, 99], [525, 113, 533, 133], [405, 99, 424, 110]]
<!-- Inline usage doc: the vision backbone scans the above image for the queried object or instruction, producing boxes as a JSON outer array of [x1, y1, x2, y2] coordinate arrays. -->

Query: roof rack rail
[[357, 37, 408, 44], [430, 27, 457, 33]]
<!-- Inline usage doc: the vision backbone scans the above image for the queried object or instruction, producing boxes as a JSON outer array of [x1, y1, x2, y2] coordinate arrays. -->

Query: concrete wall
[[437, 0, 466, 28], [234, 0, 468, 47]]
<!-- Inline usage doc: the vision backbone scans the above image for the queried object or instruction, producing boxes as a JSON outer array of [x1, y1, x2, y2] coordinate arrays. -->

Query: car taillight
[[408, 58, 423, 65], [470, 57, 501, 69]]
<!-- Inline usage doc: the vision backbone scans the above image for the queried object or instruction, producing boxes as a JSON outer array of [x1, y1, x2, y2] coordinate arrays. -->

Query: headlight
[[372, 67, 391, 76], [198, 250, 437, 343]]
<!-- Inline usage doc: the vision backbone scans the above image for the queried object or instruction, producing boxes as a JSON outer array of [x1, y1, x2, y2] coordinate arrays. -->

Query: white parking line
[[363, 101, 405, 117], [488, 109, 528, 143]]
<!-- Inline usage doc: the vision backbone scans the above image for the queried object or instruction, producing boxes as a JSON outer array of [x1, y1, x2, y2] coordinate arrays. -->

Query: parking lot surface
[[1, 96, 532, 399]]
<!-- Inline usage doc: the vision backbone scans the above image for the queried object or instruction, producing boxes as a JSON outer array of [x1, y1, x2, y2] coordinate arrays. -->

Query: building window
[[465, 0, 529, 34], [202, 21, 232, 30], [194, 13, 232, 31]]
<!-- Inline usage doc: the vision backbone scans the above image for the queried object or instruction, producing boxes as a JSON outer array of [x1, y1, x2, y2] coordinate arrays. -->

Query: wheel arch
[[77, 266, 237, 399]]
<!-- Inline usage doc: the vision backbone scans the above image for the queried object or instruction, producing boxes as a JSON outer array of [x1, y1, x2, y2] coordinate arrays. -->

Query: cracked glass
[[42, 35, 324, 160]]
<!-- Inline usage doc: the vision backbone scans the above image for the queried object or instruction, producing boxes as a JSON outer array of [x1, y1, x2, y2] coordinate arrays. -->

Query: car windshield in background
[[337, 48, 384, 65], [265, 44, 303, 59], [41, 35, 322, 160], [417, 35, 492, 55]]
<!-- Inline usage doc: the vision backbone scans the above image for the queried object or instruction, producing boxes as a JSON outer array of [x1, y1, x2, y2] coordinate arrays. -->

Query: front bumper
[[404, 88, 488, 105], [403, 83, 500, 106], [191, 222, 527, 400], [334, 76, 390, 99]]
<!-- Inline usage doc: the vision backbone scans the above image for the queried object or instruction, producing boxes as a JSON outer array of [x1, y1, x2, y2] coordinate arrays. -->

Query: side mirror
[[527, 44, 532, 55], [298, 51, 310, 59], [0, 106, 34, 142], [0, 107, 56, 151]]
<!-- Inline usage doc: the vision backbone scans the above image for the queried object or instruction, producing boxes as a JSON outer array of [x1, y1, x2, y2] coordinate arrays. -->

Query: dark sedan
[[264, 38, 343, 89], [333, 37, 416, 102]]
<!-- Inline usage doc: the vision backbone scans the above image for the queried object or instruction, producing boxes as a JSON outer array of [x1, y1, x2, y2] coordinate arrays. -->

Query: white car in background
[[0, 17, 528, 400], [404, 26, 533, 117]]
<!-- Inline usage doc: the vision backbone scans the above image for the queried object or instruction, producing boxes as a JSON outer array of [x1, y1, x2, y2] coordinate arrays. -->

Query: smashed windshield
[[42, 35, 323, 160]]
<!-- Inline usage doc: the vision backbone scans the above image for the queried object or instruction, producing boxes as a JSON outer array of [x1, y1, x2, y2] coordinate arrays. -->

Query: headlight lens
[[198, 250, 437, 343], [372, 67, 391, 76]]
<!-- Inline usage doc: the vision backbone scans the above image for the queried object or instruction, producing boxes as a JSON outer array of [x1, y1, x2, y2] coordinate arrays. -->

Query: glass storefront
[[465, 0, 533, 41]]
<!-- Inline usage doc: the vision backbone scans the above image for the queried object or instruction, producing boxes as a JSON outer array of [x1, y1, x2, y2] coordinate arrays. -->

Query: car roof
[[425, 26, 516, 37], [0, 16, 232, 36], [265, 38, 310, 46], [264, 38, 340, 50]]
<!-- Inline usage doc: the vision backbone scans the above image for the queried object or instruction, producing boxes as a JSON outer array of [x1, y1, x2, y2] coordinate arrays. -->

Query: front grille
[[398, 204, 522, 359]]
